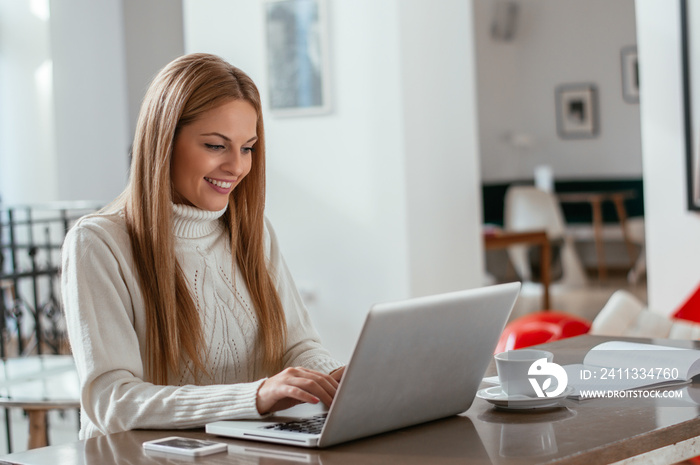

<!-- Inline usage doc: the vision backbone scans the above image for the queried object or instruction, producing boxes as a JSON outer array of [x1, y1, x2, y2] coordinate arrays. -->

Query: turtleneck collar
[[172, 203, 227, 238]]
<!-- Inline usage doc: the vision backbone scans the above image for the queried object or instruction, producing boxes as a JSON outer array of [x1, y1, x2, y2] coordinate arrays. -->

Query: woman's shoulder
[[65, 209, 129, 247]]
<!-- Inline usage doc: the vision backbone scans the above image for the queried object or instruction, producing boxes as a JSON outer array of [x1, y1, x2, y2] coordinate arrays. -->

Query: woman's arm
[[62, 216, 265, 437]]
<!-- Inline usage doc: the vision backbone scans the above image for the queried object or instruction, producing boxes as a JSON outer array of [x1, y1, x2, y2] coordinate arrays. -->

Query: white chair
[[625, 217, 646, 284], [504, 185, 587, 287], [591, 290, 700, 339]]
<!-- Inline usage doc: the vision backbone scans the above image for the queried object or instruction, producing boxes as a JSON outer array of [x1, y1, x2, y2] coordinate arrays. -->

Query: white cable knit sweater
[[61, 204, 342, 439]]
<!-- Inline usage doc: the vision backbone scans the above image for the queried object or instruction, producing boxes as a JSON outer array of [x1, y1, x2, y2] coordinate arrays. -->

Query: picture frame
[[555, 83, 599, 139], [620, 46, 639, 104], [681, 0, 700, 211], [263, 0, 331, 117]]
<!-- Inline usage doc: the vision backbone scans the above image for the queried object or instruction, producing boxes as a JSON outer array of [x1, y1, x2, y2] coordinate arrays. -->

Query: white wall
[[183, 0, 408, 361], [475, 0, 642, 182], [183, 0, 484, 361], [0, 1, 58, 205], [122, 0, 185, 138], [0, 0, 184, 207], [636, 0, 700, 315], [400, 0, 485, 295], [50, 0, 131, 203]]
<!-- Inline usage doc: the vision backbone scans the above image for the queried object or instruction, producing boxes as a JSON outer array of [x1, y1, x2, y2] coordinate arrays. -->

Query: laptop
[[206, 282, 520, 448]]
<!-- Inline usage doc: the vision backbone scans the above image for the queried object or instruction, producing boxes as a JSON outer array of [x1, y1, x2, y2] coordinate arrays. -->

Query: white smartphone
[[142, 436, 228, 457]]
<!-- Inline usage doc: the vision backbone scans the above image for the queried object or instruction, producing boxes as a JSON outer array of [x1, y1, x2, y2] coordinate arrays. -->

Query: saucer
[[476, 385, 574, 410]]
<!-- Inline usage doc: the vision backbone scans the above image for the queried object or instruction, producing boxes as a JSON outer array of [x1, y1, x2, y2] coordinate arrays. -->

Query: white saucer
[[476, 385, 574, 410]]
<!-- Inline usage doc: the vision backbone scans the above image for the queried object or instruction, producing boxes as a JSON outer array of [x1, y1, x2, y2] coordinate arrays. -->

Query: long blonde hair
[[117, 53, 286, 384]]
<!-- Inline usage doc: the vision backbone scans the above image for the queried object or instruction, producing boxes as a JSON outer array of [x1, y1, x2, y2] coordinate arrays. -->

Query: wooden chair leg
[[27, 410, 48, 449]]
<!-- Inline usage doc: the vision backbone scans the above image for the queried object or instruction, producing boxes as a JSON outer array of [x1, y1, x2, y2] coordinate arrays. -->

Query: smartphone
[[142, 436, 228, 457]]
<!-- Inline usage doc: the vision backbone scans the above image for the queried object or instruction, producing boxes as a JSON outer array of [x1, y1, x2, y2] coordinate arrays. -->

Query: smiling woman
[[60, 53, 344, 439], [171, 99, 257, 211]]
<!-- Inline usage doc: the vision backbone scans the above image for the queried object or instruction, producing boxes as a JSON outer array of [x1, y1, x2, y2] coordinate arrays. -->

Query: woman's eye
[[242, 146, 254, 154], [205, 143, 225, 150]]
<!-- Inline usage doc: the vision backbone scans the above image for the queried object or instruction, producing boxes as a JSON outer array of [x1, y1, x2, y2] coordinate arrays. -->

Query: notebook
[[206, 282, 521, 448]]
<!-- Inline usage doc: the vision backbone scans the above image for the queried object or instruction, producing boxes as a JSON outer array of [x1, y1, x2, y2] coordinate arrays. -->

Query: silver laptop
[[206, 282, 520, 448]]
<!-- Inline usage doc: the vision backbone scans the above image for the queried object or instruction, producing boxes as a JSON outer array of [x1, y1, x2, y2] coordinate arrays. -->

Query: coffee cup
[[495, 349, 554, 397]]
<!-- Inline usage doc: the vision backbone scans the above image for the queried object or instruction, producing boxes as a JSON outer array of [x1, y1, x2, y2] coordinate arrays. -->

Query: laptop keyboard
[[262, 413, 328, 435]]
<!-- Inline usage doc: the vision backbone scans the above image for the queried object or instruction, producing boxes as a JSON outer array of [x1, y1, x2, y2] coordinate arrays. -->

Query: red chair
[[673, 283, 700, 323], [495, 311, 592, 353]]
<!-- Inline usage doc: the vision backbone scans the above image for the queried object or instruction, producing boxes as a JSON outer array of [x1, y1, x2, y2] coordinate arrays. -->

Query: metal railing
[[0, 201, 101, 452]]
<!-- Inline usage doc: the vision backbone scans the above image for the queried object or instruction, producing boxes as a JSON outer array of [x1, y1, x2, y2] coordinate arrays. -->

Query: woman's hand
[[330, 366, 345, 382], [256, 367, 340, 415]]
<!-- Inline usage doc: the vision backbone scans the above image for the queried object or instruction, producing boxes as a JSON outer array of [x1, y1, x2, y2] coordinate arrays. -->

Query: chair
[[591, 289, 700, 339], [495, 311, 591, 353], [625, 217, 646, 284], [504, 185, 587, 287], [672, 283, 700, 323]]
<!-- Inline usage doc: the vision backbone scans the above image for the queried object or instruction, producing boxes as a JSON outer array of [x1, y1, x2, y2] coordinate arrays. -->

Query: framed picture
[[620, 46, 639, 104], [263, 0, 331, 117], [681, 0, 700, 211], [555, 83, 599, 139]]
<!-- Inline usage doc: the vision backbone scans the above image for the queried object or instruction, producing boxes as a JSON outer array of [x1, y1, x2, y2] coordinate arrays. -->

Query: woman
[[61, 53, 344, 439]]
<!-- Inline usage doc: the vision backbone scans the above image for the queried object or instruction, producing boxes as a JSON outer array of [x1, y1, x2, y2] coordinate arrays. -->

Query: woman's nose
[[221, 151, 245, 176]]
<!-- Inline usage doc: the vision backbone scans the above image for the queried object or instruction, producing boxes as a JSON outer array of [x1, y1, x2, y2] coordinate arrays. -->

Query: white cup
[[495, 349, 554, 397]]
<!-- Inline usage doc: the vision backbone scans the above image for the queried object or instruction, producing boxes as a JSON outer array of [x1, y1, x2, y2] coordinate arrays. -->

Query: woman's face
[[171, 99, 257, 211]]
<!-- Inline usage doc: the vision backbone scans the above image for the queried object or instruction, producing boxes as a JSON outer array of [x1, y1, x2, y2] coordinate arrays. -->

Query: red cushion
[[673, 284, 700, 323], [496, 311, 592, 353]]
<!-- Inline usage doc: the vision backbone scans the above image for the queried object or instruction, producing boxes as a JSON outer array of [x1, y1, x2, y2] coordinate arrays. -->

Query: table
[[0, 356, 80, 450], [3, 335, 699, 464], [485, 230, 551, 310], [557, 190, 638, 281]]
